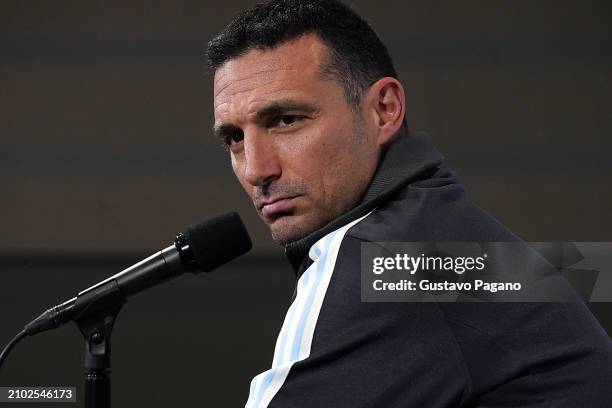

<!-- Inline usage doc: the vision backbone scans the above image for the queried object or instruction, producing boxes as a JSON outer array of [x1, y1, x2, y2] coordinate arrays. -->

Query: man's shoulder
[[321, 233, 612, 406]]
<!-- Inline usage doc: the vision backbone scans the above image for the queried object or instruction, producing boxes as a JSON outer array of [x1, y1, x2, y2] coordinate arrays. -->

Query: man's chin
[[268, 213, 314, 246]]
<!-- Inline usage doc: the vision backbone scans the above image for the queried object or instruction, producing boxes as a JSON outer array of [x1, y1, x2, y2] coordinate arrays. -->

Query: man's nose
[[242, 131, 282, 187]]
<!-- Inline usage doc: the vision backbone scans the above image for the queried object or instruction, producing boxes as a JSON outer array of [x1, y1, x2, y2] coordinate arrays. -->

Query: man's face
[[213, 34, 381, 244]]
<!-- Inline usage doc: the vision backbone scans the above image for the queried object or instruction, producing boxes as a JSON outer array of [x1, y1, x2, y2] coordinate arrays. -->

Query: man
[[207, 0, 612, 406]]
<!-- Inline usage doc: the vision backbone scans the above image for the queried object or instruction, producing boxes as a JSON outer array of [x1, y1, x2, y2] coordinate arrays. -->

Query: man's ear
[[363, 77, 406, 146]]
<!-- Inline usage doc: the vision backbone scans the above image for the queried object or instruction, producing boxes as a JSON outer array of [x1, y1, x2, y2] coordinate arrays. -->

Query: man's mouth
[[259, 196, 300, 219]]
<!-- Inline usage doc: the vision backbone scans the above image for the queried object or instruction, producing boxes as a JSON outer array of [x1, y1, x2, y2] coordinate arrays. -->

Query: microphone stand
[[74, 280, 126, 408]]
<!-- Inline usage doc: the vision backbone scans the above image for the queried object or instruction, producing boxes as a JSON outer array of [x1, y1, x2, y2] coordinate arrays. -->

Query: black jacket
[[245, 129, 612, 407]]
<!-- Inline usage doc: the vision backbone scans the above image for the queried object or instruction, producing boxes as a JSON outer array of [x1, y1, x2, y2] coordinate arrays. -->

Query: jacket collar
[[283, 127, 445, 274]]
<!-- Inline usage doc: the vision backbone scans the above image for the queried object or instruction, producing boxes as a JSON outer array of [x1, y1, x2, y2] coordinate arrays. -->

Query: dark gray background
[[1, 1, 610, 406]]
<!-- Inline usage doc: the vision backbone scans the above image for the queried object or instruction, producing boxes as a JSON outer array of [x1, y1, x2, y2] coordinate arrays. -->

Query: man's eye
[[224, 130, 244, 146], [276, 115, 302, 127]]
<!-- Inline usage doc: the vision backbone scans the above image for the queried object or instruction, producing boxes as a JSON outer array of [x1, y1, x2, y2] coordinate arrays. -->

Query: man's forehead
[[213, 34, 329, 102], [213, 64, 302, 104]]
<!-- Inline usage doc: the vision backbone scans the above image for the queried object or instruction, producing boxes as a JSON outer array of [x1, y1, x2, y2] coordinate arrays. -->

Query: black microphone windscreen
[[184, 212, 252, 272]]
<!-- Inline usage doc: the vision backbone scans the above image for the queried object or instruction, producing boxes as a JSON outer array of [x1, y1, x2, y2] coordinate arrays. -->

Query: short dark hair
[[206, 0, 398, 110]]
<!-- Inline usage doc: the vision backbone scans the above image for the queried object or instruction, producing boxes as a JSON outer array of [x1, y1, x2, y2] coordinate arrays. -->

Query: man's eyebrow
[[213, 100, 320, 139], [213, 123, 242, 140], [254, 100, 320, 121]]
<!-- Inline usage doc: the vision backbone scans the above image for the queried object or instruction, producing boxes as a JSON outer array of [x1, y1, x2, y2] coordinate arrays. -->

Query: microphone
[[22, 212, 252, 337]]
